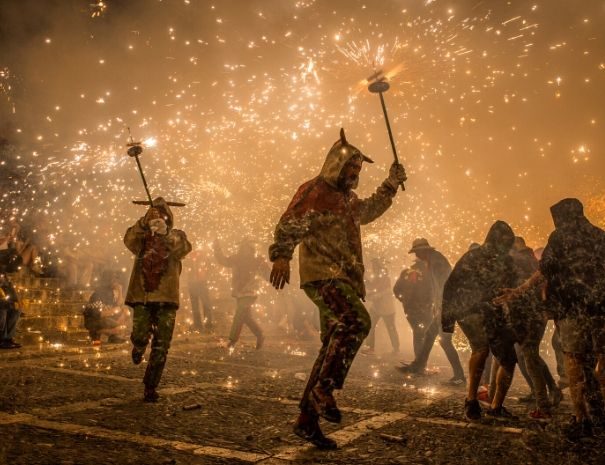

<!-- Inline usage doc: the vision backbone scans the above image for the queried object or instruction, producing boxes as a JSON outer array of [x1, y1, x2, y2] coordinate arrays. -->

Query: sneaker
[[143, 386, 159, 403], [310, 385, 342, 423], [549, 387, 563, 407], [464, 398, 482, 420], [131, 347, 145, 365], [529, 408, 552, 420], [485, 406, 519, 420], [293, 412, 338, 450], [397, 362, 424, 375], [564, 416, 593, 442], [442, 376, 466, 387]]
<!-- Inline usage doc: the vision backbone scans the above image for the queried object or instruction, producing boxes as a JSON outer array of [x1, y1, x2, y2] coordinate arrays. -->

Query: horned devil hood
[[124, 197, 192, 307], [319, 128, 374, 187], [269, 128, 397, 298]]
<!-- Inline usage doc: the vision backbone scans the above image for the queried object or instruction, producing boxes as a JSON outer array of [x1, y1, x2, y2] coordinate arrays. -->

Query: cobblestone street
[[1, 332, 604, 465]]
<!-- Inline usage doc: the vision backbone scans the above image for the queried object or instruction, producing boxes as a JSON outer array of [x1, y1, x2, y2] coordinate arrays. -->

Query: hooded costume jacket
[[124, 198, 192, 307], [269, 140, 397, 298], [540, 198, 605, 317], [441, 221, 518, 333]]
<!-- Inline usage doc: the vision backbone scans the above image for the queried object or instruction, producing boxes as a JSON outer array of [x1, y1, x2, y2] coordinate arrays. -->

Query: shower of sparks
[[0, 0, 604, 295], [90, 0, 107, 18]]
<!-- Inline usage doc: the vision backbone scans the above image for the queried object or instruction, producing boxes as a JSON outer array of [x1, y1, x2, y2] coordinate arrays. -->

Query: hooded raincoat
[[269, 138, 397, 298], [540, 198, 605, 317], [442, 221, 518, 333], [124, 198, 192, 308]]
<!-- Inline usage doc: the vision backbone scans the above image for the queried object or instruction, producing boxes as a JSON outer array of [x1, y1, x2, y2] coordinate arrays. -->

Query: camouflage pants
[[130, 304, 177, 389], [300, 280, 371, 412]]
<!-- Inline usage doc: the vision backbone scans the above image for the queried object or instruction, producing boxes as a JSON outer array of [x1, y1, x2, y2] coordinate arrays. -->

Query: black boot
[[310, 384, 341, 423], [143, 385, 159, 403], [293, 411, 337, 450], [132, 347, 145, 365]]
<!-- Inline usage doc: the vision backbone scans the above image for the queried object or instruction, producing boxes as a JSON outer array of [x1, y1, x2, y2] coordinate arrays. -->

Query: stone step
[[12, 287, 60, 301], [20, 314, 84, 332], [57, 289, 95, 301], [22, 302, 85, 317], [18, 328, 91, 346], [8, 274, 62, 289]]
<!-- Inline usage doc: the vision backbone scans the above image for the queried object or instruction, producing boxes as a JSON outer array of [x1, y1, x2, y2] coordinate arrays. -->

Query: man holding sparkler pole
[[269, 128, 406, 449], [123, 136, 192, 402]]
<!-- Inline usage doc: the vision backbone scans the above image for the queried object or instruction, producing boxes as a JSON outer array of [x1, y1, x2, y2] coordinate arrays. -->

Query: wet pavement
[[1, 334, 604, 465]]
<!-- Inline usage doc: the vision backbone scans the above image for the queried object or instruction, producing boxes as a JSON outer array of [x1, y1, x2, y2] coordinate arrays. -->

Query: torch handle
[[134, 154, 154, 206], [378, 92, 405, 191]]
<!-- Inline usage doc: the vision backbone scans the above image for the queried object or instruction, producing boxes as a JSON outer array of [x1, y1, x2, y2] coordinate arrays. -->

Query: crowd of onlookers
[[3, 197, 605, 443]]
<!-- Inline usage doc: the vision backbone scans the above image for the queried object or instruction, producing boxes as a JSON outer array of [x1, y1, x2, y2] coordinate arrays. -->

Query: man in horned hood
[[269, 128, 407, 449], [124, 197, 192, 402]]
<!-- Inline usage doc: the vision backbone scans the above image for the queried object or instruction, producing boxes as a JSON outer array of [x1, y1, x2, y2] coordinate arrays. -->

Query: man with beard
[[269, 128, 406, 449], [442, 221, 519, 420], [125, 198, 192, 402]]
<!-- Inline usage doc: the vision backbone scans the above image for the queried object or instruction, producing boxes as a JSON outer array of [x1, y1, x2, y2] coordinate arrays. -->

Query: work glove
[[385, 162, 407, 191]]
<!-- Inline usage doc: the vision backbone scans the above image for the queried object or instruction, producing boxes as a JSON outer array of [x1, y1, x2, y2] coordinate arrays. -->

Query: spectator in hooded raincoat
[[442, 220, 519, 421]]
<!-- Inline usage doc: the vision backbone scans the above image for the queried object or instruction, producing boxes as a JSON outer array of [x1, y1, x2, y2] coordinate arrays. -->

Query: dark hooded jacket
[[421, 249, 452, 314], [393, 260, 433, 318], [540, 198, 605, 316], [269, 134, 398, 298], [124, 197, 192, 307], [508, 239, 543, 341], [442, 221, 518, 333]]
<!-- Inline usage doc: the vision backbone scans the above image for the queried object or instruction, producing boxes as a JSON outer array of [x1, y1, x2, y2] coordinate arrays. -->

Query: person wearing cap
[[124, 197, 192, 402], [269, 128, 406, 449], [214, 239, 270, 350], [398, 238, 465, 386]]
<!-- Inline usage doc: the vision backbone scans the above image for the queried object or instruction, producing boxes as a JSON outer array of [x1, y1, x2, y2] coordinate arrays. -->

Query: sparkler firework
[[0, 0, 603, 284]]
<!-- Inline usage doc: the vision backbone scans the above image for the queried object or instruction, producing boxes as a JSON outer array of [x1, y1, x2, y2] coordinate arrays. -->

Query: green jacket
[[124, 198, 192, 307], [269, 139, 398, 298]]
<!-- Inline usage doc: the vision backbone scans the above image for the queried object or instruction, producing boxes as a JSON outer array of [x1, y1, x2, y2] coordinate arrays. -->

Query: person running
[[125, 198, 192, 402], [269, 128, 406, 449], [214, 239, 269, 350]]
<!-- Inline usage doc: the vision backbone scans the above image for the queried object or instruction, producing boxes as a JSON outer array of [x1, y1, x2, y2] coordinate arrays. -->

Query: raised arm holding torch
[[368, 70, 405, 191]]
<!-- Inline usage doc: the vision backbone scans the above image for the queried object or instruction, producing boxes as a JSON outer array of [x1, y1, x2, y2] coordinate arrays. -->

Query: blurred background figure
[[0, 271, 22, 349], [214, 239, 269, 350], [186, 248, 214, 333], [83, 269, 130, 344], [364, 257, 399, 355], [393, 259, 432, 358]]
